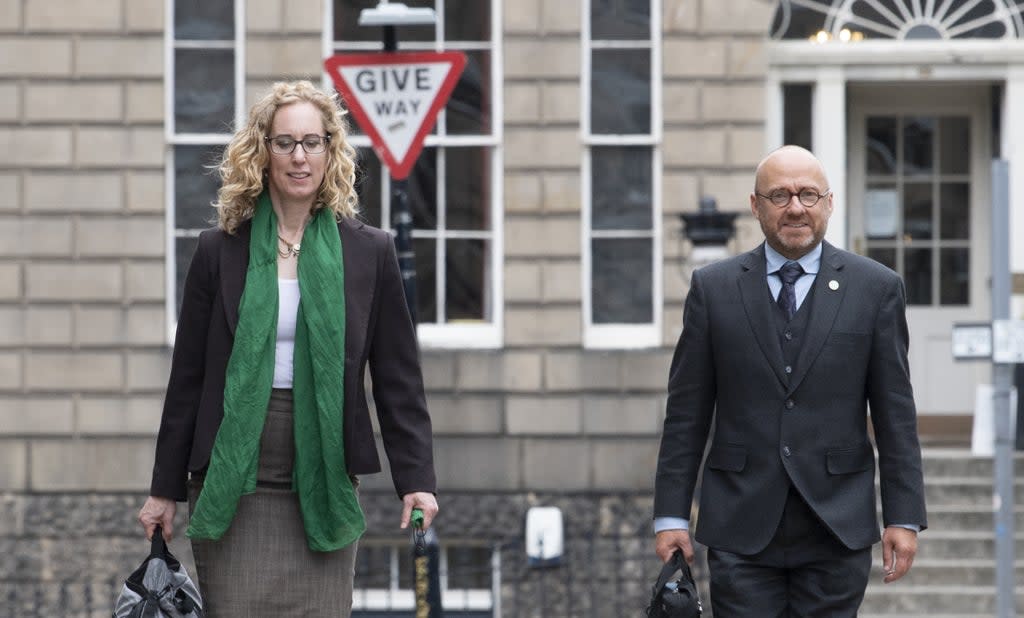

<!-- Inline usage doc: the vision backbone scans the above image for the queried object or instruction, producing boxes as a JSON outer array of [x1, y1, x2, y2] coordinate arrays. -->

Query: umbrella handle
[[411, 508, 425, 530]]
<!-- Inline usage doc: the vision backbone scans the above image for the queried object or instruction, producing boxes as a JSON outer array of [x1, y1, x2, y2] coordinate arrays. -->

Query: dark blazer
[[150, 217, 436, 502], [654, 241, 926, 554]]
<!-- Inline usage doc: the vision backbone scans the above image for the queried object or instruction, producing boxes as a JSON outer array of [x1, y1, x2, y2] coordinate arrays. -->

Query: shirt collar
[[765, 242, 822, 275]]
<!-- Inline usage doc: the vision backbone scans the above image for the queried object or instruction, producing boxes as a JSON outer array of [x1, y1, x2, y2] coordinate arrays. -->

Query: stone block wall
[[0, 0, 774, 615]]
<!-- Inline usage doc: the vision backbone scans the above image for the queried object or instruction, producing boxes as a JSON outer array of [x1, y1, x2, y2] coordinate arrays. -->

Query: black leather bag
[[112, 526, 204, 618], [645, 551, 702, 618]]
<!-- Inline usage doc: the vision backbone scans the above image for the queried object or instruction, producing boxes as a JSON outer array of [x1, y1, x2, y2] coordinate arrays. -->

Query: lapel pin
[[828, 280, 839, 291]]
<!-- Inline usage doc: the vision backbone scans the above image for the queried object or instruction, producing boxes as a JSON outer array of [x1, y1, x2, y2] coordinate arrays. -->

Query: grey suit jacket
[[150, 217, 436, 502], [654, 241, 927, 554]]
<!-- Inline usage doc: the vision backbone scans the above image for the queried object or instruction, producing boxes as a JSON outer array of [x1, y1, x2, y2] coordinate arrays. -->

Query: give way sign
[[324, 51, 467, 180]]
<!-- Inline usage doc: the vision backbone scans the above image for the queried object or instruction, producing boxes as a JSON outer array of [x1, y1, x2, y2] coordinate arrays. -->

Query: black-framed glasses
[[756, 188, 832, 208], [264, 134, 331, 155]]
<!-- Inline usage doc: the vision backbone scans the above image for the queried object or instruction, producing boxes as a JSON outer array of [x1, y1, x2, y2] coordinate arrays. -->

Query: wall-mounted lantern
[[679, 196, 738, 270]]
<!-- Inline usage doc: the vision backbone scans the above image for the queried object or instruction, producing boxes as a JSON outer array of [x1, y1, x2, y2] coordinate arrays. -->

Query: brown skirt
[[188, 389, 359, 618]]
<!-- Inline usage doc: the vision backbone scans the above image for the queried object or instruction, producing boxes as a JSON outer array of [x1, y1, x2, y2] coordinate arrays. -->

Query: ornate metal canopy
[[771, 0, 1024, 40]]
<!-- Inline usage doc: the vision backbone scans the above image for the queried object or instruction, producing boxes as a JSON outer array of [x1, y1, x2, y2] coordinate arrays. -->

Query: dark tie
[[776, 261, 805, 320]]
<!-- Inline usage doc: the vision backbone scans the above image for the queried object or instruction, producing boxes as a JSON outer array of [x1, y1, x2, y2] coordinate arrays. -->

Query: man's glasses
[[264, 134, 331, 155], [756, 189, 831, 208]]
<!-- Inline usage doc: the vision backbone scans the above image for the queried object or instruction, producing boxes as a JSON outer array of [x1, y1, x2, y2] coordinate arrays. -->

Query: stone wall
[[0, 1, 774, 615]]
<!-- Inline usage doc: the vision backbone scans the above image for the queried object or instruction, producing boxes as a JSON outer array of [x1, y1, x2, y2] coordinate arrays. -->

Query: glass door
[[848, 83, 991, 416]]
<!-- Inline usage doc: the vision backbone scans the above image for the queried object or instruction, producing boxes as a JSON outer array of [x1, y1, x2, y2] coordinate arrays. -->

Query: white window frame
[[323, 0, 504, 350], [350, 542, 497, 614], [581, 0, 663, 349], [164, 0, 246, 342]]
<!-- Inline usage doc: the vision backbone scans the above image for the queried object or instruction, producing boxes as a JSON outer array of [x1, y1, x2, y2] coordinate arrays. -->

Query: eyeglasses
[[264, 134, 331, 155], [756, 188, 832, 208]]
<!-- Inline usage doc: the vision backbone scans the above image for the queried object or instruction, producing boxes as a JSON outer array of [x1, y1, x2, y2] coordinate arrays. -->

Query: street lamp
[[358, 1, 437, 323]]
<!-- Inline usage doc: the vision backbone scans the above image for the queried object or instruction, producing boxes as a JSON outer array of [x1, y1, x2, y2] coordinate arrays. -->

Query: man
[[654, 146, 926, 616]]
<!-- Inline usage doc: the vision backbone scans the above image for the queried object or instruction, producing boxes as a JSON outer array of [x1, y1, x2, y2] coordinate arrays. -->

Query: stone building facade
[[4, 0, 1024, 616]]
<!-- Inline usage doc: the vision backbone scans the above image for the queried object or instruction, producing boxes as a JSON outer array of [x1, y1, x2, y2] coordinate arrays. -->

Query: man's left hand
[[881, 526, 917, 583], [400, 492, 439, 530]]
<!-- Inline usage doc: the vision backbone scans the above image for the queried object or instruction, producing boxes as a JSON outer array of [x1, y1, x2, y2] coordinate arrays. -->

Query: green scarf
[[188, 191, 365, 552]]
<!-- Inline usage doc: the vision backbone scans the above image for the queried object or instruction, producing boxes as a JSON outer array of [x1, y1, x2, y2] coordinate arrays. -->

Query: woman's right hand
[[138, 496, 177, 541]]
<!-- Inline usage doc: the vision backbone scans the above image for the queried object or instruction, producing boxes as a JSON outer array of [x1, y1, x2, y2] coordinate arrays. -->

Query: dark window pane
[[591, 49, 651, 134], [902, 183, 933, 240], [397, 546, 414, 589], [175, 49, 234, 133], [446, 546, 491, 589], [591, 0, 650, 40], [446, 50, 491, 135], [335, 0, 381, 43], [939, 182, 969, 240], [446, 147, 489, 230], [334, 0, 436, 43], [864, 185, 898, 240], [353, 545, 392, 588], [175, 236, 199, 316], [940, 116, 970, 174], [446, 239, 487, 322], [445, 0, 490, 41], [866, 247, 896, 271], [904, 248, 932, 305], [414, 237, 437, 323], [783, 84, 812, 150], [949, 3, 1006, 38], [174, 145, 223, 230], [355, 147, 382, 227], [592, 238, 652, 323], [771, 6, 828, 40], [592, 147, 652, 230], [175, 0, 233, 40], [408, 148, 437, 229], [940, 248, 969, 305], [903, 117, 934, 175], [867, 117, 897, 175], [849, 0, 897, 36]]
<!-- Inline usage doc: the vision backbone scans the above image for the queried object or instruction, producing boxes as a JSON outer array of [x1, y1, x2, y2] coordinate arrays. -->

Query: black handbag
[[645, 550, 702, 618], [112, 526, 204, 618]]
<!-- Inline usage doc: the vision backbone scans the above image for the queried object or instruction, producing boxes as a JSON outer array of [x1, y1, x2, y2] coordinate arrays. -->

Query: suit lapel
[[221, 221, 251, 335], [738, 245, 789, 386], [787, 242, 847, 394]]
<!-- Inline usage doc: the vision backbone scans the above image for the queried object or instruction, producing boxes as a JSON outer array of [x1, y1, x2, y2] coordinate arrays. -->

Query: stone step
[[923, 505, 1024, 530], [866, 559, 1024, 586], [920, 448, 1024, 478], [882, 531, 1024, 560], [860, 584, 1024, 615], [915, 477, 1024, 506]]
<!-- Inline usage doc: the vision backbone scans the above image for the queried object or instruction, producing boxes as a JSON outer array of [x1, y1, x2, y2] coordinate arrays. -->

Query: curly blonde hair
[[216, 80, 359, 233]]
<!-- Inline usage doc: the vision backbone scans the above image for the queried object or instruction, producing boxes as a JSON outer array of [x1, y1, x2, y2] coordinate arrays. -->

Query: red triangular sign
[[325, 51, 467, 180]]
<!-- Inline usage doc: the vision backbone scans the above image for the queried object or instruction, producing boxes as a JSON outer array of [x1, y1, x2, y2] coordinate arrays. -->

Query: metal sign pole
[[382, 24, 418, 323], [990, 158, 1016, 618]]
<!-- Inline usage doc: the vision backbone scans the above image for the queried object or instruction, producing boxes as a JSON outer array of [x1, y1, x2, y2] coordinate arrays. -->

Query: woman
[[138, 80, 438, 617]]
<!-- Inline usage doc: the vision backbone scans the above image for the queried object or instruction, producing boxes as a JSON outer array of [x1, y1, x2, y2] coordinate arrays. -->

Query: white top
[[273, 278, 300, 388]]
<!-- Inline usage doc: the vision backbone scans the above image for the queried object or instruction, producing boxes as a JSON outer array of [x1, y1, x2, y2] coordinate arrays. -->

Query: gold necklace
[[277, 234, 301, 259]]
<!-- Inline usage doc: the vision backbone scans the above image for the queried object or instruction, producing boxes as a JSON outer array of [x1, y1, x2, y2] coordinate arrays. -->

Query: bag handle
[[150, 524, 168, 557], [654, 550, 695, 592]]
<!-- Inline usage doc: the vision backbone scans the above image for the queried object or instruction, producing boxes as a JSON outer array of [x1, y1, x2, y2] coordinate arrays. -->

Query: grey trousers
[[188, 389, 359, 617]]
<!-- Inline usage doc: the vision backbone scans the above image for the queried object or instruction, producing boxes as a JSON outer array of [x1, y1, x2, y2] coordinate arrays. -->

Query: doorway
[[847, 83, 992, 417]]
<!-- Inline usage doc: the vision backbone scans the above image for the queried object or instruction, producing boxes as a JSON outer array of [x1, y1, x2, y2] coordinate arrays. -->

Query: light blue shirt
[[654, 242, 919, 534], [764, 242, 820, 310]]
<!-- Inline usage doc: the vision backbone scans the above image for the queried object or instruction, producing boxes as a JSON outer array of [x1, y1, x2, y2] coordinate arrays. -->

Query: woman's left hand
[[400, 492, 439, 530]]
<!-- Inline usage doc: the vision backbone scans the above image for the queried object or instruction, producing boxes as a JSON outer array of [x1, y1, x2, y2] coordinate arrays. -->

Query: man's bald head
[[754, 145, 829, 194]]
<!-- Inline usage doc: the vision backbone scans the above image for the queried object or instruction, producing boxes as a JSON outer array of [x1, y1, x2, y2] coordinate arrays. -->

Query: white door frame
[[766, 39, 1024, 319]]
